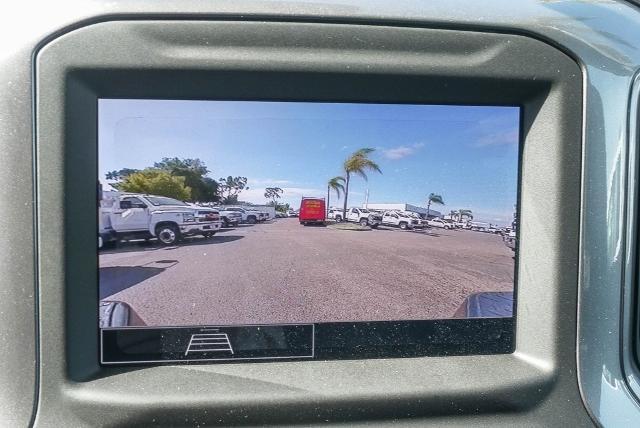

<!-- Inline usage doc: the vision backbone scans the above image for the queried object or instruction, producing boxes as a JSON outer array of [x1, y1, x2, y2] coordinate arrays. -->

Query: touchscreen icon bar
[[184, 330, 234, 356]]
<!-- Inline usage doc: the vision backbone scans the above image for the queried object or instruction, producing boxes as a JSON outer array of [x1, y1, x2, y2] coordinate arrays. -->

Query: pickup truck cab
[[248, 208, 269, 221], [346, 207, 381, 228], [381, 210, 419, 230], [217, 208, 243, 227], [223, 206, 261, 224], [99, 192, 222, 246], [427, 218, 454, 230], [327, 208, 344, 222]]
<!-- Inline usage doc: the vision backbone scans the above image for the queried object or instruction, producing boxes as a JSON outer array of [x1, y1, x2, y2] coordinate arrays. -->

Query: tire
[[155, 224, 180, 245], [370, 223, 379, 229], [399, 222, 407, 230], [359, 218, 368, 227], [247, 216, 257, 224], [222, 218, 230, 228], [335, 215, 342, 222]]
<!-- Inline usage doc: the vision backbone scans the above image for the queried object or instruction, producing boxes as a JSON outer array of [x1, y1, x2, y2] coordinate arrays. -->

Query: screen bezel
[[35, 19, 582, 422]]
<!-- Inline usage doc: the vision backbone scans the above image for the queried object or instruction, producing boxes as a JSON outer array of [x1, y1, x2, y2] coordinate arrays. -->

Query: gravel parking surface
[[100, 218, 515, 325]]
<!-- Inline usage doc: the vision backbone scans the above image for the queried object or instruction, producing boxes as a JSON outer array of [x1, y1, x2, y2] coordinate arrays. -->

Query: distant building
[[362, 203, 442, 218]]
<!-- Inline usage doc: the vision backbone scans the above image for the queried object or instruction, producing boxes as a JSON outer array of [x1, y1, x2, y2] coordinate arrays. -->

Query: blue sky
[[99, 99, 519, 225]]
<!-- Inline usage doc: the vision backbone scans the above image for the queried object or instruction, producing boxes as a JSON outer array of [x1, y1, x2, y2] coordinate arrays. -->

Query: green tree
[[218, 176, 248, 204], [426, 193, 445, 219], [105, 168, 139, 181], [113, 169, 191, 200], [342, 148, 382, 218], [154, 157, 218, 202], [327, 176, 345, 217], [264, 187, 283, 207], [279, 202, 291, 212]]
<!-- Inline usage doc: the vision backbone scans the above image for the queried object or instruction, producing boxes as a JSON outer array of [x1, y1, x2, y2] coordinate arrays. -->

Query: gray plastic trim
[[32, 20, 585, 426]]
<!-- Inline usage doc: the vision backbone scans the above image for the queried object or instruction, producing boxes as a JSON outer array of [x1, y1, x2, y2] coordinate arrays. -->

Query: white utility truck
[[99, 191, 222, 247], [380, 210, 420, 230], [345, 207, 382, 228]]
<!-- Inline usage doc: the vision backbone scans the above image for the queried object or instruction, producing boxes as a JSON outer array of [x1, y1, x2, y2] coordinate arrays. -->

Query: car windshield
[[360, 209, 370, 213], [144, 196, 188, 206]]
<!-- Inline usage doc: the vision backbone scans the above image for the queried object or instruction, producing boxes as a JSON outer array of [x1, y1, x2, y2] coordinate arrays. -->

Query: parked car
[[217, 208, 243, 227], [453, 292, 514, 318], [299, 197, 326, 225], [245, 208, 268, 221], [469, 221, 490, 232], [443, 219, 458, 229], [224, 206, 261, 224], [401, 211, 427, 228], [99, 192, 222, 246], [327, 208, 344, 221], [287, 210, 299, 217], [427, 218, 454, 230], [346, 207, 381, 228], [381, 210, 419, 230]]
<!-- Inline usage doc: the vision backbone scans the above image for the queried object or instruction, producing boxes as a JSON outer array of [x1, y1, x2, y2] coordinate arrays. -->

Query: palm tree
[[458, 209, 473, 221], [327, 176, 345, 218], [450, 210, 459, 221], [342, 148, 382, 218], [426, 193, 444, 219]]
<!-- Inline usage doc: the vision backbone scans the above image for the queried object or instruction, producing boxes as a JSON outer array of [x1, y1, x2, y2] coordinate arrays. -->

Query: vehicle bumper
[[504, 236, 516, 251], [179, 221, 222, 235]]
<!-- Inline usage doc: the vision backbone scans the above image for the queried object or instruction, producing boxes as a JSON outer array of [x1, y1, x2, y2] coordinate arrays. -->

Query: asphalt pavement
[[99, 218, 515, 326]]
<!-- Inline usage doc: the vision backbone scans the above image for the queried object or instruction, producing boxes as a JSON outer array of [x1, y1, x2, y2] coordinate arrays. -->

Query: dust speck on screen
[[97, 99, 518, 365]]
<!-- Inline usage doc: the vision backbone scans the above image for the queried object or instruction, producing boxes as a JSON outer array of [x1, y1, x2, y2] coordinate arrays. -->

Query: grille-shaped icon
[[184, 330, 234, 356]]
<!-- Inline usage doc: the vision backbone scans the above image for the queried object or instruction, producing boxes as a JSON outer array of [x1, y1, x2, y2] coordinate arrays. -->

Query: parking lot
[[100, 218, 515, 326]]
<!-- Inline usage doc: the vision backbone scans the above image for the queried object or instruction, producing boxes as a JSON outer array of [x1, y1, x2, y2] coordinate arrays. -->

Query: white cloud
[[382, 142, 425, 160], [248, 178, 292, 186], [473, 129, 518, 148]]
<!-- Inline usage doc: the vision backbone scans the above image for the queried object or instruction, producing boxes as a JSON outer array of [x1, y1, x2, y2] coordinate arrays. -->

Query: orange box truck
[[299, 197, 326, 225]]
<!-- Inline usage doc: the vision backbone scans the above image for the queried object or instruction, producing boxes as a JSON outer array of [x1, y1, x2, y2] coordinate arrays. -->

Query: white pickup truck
[[427, 218, 455, 230], [223, 206, 262, 224], [99, 192, 222, 247], [380, 210, 420, 230], [345, 207, 382, 228], [327, 208, 344, 221]]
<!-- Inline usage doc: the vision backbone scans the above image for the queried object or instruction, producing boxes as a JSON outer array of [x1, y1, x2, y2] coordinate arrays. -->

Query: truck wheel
[[399, 222, 408, 230], [247, 216, 257, 224], [156, 224, 180, 245], [359, 218, 368, 227]]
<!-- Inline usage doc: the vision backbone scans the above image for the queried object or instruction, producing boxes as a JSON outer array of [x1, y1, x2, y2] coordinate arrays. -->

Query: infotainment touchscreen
[[98, 99, 519, 364]]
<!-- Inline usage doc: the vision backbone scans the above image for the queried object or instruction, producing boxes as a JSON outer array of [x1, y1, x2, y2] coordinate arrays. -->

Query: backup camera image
[[98, 99, 518, 363]]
